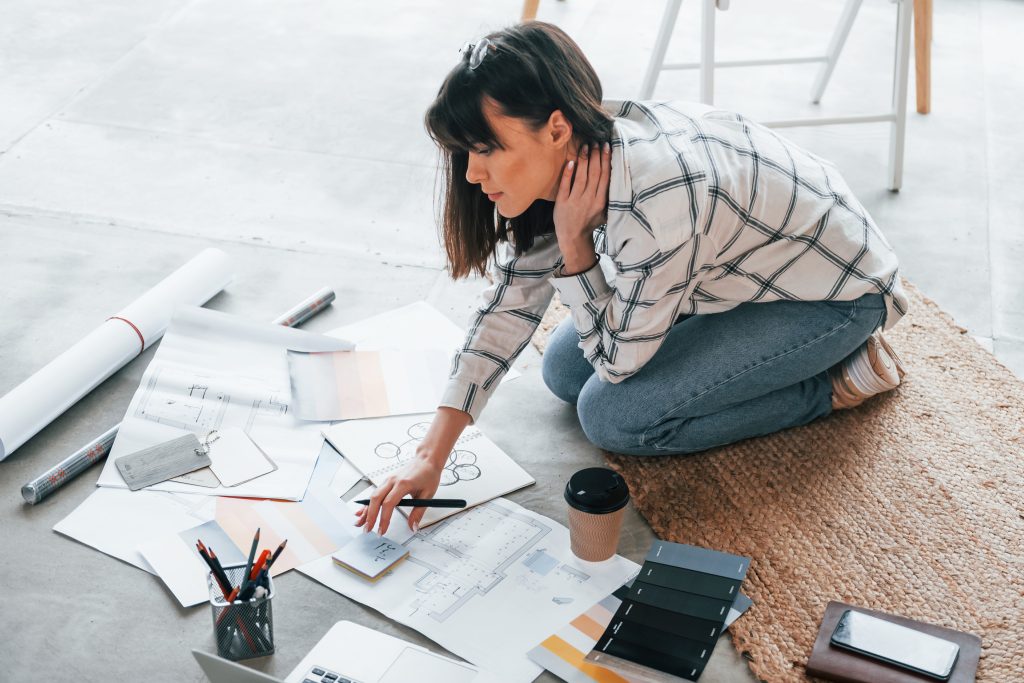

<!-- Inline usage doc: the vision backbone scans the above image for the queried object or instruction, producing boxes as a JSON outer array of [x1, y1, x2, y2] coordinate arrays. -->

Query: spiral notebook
[[322, 414, 534, 527]]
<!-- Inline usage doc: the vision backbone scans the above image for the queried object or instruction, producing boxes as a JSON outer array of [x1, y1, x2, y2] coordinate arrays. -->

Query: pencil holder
[[208, 564, 275, 660]]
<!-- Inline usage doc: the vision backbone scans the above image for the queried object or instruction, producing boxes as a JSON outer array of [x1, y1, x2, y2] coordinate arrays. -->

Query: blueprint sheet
[[96, 306, 352, 500], [299, 498, 639, 683]]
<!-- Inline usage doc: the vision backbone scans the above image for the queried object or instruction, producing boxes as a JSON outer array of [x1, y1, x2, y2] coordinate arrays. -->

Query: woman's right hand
[[354, 453, 445, 536], [354, 406, 472, 536]]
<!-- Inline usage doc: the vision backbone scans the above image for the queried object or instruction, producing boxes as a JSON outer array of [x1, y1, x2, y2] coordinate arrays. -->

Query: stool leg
[[699, 0, 715, 104], [521, 0, 540, 22], [811, 0, 864, 104], [914, 0, 932, 114], [889, 0, 913, 191], [640, 0, 684, 99]]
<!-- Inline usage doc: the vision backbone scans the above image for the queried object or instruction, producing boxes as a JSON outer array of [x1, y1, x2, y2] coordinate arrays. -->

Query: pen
[[271, 287, 335, 327], [353, 498, 467, 508]]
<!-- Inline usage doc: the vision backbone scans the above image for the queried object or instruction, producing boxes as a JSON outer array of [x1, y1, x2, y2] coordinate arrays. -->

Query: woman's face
[[464, 97, 573, 218]]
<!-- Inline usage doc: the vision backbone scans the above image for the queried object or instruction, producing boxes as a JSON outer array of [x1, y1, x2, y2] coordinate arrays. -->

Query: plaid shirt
[[440, 100, 909, 422]]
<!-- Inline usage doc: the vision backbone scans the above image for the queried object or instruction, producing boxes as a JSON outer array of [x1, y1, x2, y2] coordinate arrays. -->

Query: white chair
[[639, 0, 914, 191]]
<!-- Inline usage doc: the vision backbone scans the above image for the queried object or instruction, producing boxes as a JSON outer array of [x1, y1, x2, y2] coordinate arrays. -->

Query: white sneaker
[[829, 331, 906, 410]]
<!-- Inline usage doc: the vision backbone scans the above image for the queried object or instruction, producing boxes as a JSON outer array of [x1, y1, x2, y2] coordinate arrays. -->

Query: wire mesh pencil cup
[[208, 564, 275, 660]]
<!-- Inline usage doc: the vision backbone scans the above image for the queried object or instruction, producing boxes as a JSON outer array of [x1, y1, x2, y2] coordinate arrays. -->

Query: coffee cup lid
[[564, 467, 630, 514]]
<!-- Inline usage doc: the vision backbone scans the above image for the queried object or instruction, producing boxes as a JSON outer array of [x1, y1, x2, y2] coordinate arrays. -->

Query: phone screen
[[831, 610, 959, 679]]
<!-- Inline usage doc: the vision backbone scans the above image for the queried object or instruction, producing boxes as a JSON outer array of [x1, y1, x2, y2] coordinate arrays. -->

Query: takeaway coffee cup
[[564, 467, 630, 561]]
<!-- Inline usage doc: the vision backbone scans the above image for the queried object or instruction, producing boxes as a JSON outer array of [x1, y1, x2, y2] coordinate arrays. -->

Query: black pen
[[353, 498, 467, 508]]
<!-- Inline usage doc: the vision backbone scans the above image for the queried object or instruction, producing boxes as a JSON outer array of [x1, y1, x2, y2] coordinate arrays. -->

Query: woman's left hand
[[553, 142, 611, 274]]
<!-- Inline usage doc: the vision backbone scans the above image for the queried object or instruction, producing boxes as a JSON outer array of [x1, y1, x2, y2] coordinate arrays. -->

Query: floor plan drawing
[[134, 368, 230, 432], [555, 564, 591, 583], [403, 502, 550, 622], [298, 497, 640, 683], [246, 393, 289, 431]]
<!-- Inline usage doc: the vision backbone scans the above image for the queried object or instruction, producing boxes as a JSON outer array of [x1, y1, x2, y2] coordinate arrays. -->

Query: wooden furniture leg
[[522, 0, 541, 22], [914, 0, 932, 114]]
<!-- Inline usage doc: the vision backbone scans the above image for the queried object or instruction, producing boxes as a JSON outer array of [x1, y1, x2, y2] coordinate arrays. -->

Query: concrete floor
[[2, 0, 1022, 681]]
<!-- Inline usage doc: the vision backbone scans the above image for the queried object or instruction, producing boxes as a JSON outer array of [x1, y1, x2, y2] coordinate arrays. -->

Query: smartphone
[[830, 609, 959, 680]]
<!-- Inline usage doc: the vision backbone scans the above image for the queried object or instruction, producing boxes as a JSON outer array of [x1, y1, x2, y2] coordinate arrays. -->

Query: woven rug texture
[[530, 282, 1024, 682]]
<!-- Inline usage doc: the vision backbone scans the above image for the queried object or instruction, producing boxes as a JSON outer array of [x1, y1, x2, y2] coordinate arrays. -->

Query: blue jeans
[[541, 293, 888, 456]]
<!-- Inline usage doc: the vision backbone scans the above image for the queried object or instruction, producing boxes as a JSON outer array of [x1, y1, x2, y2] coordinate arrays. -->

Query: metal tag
[[115, 434, 212, 491]]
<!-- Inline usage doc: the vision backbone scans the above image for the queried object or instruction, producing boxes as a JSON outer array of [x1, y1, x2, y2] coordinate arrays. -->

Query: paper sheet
[[328, 453, 365, 498], [53, 487, 216, 573], [288, 348, 451, 421], [137, 519, 247, 607], [96, 306, 352, 500], [323, 414, 535, 527], [0, 248, 232, 461], [298, 498, 639, 683], [326, 301, 520, 383], [206, 428, 277, 487]]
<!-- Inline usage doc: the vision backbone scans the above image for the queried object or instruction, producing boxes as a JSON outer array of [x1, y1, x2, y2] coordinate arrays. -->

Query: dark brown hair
[[425, 22, 614, 279]]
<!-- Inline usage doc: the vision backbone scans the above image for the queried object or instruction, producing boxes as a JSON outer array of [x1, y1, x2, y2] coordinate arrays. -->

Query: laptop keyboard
[[303, 665, 362, 683]]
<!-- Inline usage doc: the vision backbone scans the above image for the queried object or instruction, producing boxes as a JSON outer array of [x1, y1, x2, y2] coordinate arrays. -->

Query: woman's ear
[[546, 109, 574, 152]]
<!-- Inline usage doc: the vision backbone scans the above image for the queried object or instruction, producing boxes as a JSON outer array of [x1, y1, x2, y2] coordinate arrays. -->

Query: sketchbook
[[322, 414, 534, 527]]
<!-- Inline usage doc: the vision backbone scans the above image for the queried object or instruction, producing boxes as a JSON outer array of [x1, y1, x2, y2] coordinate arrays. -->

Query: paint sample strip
[[287, 349, 450, 420]]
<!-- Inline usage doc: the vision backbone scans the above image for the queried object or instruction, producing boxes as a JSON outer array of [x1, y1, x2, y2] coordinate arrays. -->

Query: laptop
[[193, 650, 358, 683], [193, 620, 481, 683]]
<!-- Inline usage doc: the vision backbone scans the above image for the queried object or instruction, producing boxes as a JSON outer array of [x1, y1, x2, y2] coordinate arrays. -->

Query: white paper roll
[[0, 248, 232, 461]]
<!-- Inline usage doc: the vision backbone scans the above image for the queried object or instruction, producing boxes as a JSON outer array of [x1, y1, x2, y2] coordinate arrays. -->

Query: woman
[[356, 21, 908, 536]]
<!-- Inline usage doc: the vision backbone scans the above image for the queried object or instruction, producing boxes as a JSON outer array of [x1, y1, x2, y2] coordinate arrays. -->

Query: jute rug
[[531, 282, 1024, 682]]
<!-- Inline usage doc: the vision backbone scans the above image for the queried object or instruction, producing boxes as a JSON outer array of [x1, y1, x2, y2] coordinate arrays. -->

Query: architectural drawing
[[298, 496, 639, 683], [402, 502, 550, 622], [134, 368, 230, 432], [523, 548, 559, 576], [245, 393, 288, 431], [135, 368, 296, 436], [375, 421, 482, 487], [556, 564, 591, 583]]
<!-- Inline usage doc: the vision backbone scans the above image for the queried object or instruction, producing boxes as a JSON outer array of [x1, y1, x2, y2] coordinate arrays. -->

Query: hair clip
[[461, 38, 493, 70]]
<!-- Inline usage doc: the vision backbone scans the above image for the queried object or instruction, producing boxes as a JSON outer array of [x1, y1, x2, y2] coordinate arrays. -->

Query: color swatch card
[[585, 542, 750, 682], [332, 532, 410, 582], [287, 348, 450, 421], [322, 414, 535, 527], [528, 588, 752, 683]]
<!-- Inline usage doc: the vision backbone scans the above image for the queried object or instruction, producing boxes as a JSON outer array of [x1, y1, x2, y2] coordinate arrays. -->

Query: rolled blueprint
[[0, 248, 232, 461]]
